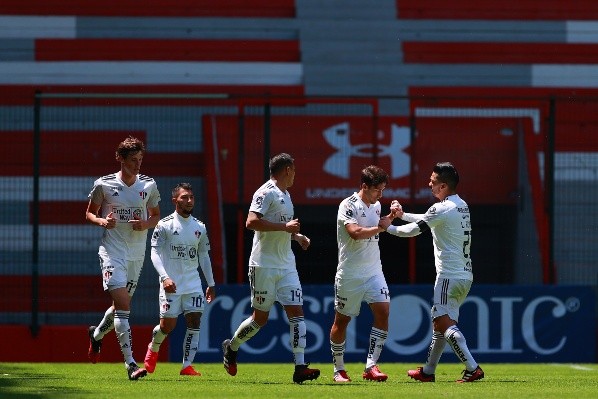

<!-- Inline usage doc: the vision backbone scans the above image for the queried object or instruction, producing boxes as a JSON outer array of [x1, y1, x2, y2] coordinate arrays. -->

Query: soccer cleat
[[144, 344, 159, 373], [293, 363, 320, 384], [333, 370, 352, 383], [87, 326, 102, 364], [407, 366, 435, 382], [180, 365, 201, 376], [222, 339, 238, 376], [127, 363, 147, 380], [362, 365, 388, 382], [457, 366, 484, 383]]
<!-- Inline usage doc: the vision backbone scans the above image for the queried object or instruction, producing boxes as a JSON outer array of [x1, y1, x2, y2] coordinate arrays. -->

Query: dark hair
[[361, 165, 389, 187], [269, 153, 294, 176], [116, 136, 145, 159], [172, 182, 193, 198], [433, 162, 459, 190]]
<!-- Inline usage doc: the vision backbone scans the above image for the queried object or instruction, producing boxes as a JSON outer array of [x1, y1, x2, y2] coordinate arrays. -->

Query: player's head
[[269, 153, 296, 188], [360, 165, 389, 204], [116, 136, 145, 176], [172, 182, 194, 217], [429, 162, 459, 200], [116, 136, 145, 160], [361, 165, 389, 188], [433, 162, 459, 190]]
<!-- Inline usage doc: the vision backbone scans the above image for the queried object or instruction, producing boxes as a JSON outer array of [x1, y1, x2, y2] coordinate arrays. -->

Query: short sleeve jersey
[[419, 194, 473, 280], [336, 192, 383, 279], [248, 180, 295, 269], [151, 212, 210, 294], [88, 173, 161, 260]]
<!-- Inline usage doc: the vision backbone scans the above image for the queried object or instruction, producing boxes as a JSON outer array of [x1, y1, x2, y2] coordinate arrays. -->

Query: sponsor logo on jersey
[[112, 206, 143, 221]]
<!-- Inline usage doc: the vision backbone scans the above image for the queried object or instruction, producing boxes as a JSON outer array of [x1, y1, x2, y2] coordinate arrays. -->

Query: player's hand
[[128, 215, 145, 231], [206, 286, 216, 303], [104, 212, 116, 229], [285, 218, 301, 234], [163, 278, 176, 293], [294, 233, 311, 250], [378, 216, 392, 230], [390, 200, 404, 218]]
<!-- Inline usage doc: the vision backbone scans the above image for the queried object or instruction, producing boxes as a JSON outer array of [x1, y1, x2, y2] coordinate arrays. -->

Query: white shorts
[[248, 267, 303, 312], [334, 272, 390, 318], [99, 253, 143, 295], [159, 291, 205, 318], [431, 277, 472, 322]]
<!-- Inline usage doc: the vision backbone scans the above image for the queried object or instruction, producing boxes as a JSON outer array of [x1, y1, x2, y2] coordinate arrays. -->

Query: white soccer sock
[[150, 325, 168, 352], [330, 340, 346, 373], [444, 325, 478, 371], [365, 327, 388, 369], [230, 316, 261, 351], [182, 327, 200, 369], [423, 331, 446, 375], [288, 316, 306, 365], [94, 307, 115, 340], [114, 310, 135, 365]]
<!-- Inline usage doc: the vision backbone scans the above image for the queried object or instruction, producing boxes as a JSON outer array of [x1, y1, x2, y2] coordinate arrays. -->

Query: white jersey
[[151, 212, 211, 294], [336, 192, 383, 279], [405, 194, 472, 280], [248, 180, 295, 269], [88, 173, 160, 260]]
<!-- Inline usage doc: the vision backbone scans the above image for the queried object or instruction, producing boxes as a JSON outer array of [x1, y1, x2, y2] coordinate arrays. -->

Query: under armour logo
[[323, 122, 410, 179]]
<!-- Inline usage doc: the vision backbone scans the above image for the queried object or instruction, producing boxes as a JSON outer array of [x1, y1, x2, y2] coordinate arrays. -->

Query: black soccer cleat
[[293, 363, 320, 384], [127, 362, 147, 380], [222, 339, 238, 376], [87, 326, 102, 364]]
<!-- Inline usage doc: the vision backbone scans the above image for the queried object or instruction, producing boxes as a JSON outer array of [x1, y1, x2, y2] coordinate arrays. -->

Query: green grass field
[[1, 362, 596, 399]]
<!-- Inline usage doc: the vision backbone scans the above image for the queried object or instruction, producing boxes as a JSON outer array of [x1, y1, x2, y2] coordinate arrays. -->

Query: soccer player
[[330, 165, 394, 383], [144, 183, 216, 376], [221, 153, 320, 384], [379, 162, 484, 383], [85, 136, 161, 380]]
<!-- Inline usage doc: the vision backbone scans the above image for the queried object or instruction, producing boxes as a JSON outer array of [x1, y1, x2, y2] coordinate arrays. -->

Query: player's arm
[[291, 233, 310, 250], [197, 252, 216, 303], [151, 246, 176, 293], [345, 222, 385, 240], [85, 200, 116, 229], [246, 211, 300, 234], [384, 220, 430, 238]]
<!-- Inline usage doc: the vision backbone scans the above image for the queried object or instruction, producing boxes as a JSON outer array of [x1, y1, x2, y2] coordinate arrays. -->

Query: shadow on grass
[[0, 364, 92, 399]]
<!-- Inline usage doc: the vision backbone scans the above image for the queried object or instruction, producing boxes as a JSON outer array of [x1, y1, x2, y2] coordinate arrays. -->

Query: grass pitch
[[1, 362, 596, 399]]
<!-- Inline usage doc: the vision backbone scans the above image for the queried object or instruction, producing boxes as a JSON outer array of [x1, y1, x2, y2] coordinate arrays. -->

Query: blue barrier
[[167, 284, 596, 363]]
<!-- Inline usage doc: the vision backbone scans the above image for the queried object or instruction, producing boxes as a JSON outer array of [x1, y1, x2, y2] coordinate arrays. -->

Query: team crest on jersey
[[139, 191, 148, 199], [429, 206, 436, 215], [195, 230, 201, 239], [152, 231, 160, 239], [132, 208, 142, 219], [189, 247, 197, 259]]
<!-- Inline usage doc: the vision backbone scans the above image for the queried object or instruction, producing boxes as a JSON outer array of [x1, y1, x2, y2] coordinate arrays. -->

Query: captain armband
[[416, 220, 430, 233]]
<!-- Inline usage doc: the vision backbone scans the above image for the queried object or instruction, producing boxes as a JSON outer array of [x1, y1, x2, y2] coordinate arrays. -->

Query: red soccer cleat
[[180, 365, 201, 376], [333, 370, 352, 383], [457, 366, 484, 383], [362, 365, 388, 382], [407, 366, 436, 382], [144, 344, 159, 373]]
